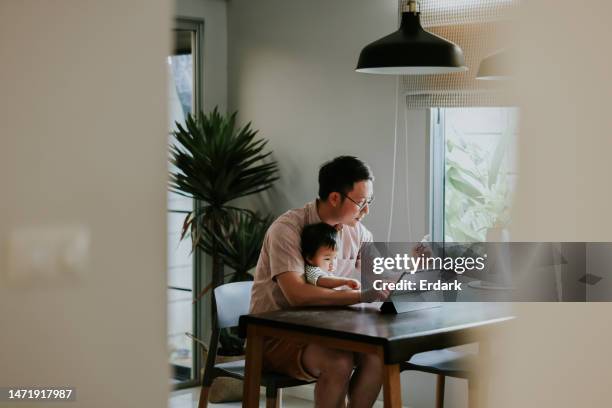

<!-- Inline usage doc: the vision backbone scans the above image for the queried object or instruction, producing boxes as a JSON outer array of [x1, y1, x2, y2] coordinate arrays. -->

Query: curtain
[[401, 0, 519, 107]]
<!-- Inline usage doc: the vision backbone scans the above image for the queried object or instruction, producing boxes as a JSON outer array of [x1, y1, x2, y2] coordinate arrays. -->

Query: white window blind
[[401, 0, 519, 107]]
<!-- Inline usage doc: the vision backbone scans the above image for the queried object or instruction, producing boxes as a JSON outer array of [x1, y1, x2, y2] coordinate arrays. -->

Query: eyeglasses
[[340, 193, 374, 211]]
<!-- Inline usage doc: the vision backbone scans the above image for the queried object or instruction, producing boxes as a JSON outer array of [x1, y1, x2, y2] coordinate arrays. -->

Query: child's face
[[308, 247, 337, 272]]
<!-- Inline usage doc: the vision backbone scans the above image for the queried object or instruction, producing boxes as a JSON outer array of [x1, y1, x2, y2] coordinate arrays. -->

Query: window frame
[[169, 17, 205, 391], [429, 108, 446, 243]]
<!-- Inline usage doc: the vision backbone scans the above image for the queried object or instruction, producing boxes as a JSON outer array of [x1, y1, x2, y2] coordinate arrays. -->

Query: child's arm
[[316, 276, 361, 290], [304, 266, 328, 286], [304, 266, 361, 289]]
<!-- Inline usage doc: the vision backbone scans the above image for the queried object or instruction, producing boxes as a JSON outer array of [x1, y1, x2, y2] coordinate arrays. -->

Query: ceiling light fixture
[[476, 49, 512, 80], [356, 0, 467, 75]]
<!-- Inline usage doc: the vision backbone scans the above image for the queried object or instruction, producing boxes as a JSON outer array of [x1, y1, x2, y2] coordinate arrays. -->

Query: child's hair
[[301, 222, 338, 261]]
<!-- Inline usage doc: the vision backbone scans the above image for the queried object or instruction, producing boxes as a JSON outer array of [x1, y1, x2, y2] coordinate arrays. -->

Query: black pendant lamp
[[356, 0, 467, 75]]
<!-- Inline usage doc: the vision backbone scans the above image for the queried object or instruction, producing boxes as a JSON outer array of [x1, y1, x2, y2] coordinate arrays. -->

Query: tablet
[[379, 269, 444, 314]]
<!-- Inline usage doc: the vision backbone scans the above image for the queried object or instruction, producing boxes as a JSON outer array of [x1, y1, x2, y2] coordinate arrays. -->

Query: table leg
[[435, 374, 445, 408], [243, 325, 263, 408], [382, 363, 402, 408]]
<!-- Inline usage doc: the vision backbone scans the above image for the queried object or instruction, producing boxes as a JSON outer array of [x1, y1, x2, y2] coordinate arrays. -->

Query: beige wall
[[0, 1, 171, 407], [492, 1, 612, 407]]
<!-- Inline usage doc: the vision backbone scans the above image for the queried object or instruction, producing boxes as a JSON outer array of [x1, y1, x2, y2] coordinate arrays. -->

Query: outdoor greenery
[[444, 121, 513, 242]]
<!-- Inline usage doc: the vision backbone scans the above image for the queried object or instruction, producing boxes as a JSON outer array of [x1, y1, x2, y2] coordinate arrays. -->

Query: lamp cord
[[386, 76, 400, 242], [404, 93, 413, 241]]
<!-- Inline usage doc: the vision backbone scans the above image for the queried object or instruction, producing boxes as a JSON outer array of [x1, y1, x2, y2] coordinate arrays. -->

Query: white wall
[[0, 1, 171, 407], [227, 0, 429, 243]]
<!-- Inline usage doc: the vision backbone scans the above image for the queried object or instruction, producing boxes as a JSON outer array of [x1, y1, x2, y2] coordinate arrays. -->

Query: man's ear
[[328, 192, 341, 207]]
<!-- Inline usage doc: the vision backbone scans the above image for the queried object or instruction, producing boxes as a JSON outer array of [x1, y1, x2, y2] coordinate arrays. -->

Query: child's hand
[[343, 278, 361, 290]]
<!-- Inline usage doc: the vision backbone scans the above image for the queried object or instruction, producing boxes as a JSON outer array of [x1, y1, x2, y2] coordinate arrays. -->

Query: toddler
[[300, 223, 360, 289]]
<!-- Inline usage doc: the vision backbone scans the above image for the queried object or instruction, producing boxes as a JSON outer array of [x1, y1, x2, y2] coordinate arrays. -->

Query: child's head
[[301, 222, 338, 271]]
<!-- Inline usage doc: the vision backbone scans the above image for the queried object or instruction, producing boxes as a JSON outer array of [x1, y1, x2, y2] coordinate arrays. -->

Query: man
[[250, 156, 382, 408]]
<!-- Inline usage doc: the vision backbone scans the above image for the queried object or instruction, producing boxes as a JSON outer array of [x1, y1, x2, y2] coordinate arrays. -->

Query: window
[[430, 107, 519, 242], [167, 18, 204, 388]]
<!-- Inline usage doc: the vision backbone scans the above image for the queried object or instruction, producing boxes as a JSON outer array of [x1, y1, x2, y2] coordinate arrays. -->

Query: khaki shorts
[[262, 338, 318, 382]]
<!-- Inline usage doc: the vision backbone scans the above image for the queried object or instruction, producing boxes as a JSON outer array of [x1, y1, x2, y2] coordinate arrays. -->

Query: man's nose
[[361, 204, 369, 215]]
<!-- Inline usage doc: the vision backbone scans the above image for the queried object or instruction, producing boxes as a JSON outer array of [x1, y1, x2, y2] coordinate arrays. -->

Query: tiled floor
[[169, 387, 313, 408]]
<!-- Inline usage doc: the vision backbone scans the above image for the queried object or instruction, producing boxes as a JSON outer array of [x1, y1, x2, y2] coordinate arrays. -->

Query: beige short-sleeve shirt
[[249, 200, 373, 314]]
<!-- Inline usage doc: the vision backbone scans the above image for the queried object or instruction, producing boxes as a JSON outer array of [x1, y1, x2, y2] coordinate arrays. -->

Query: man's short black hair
[[318, 156, 373, 200], [301, 222, 338, 261]]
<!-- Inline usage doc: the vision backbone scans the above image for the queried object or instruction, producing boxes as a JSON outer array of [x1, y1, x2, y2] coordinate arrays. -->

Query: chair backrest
[[214, 281, 254, 329]]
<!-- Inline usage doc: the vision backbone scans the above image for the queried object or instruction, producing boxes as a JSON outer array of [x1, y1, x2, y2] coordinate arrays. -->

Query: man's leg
[[302, 343, 355, 408], [347, 352, 384, 408]]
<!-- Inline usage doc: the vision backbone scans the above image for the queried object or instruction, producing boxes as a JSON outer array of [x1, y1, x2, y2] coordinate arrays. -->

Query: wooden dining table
[[239, 302, 514, 408]]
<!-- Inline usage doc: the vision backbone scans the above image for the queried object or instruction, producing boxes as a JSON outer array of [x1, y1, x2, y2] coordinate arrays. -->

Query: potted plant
[[169, 107, 278, 286], [169, 107, 278, 352]]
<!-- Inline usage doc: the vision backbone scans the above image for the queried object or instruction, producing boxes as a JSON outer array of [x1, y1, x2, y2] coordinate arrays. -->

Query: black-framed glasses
[[340, 193, 374, 211]]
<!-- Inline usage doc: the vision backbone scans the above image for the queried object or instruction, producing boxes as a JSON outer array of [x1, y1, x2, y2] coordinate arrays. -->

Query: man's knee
[[358, 352, 382, 369], [305, 346, 354, 379], [325, 350, 354, 377]]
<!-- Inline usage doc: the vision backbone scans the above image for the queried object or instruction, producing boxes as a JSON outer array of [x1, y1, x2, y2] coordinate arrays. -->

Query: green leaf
[[488, 129, 510, 188], [446, 167, 485, 204]]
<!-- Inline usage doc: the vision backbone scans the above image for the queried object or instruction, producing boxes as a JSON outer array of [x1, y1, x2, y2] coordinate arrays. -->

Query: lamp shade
[[476, 49, 512, 80], [356, 11, 467, 75]]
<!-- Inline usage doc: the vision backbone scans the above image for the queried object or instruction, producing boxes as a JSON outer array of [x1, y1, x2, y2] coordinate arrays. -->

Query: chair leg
[[265, 385, 281, 408], [435, 374, 446, 408], [198, 367, 215, 408], [198, 385, 210, 408]]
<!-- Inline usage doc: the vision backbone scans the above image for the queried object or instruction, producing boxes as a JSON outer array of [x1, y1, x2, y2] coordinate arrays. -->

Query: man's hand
[[412, 241, 433, 258], [359, 288, 390, 303]]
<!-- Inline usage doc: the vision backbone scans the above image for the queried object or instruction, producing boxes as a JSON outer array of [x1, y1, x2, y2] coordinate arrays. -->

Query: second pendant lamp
[[356, 0, 467, 75]]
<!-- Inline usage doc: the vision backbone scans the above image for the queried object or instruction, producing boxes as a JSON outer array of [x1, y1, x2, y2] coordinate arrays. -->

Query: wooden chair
[[400, 348, 479, 408], [194, 281, 314, 408]]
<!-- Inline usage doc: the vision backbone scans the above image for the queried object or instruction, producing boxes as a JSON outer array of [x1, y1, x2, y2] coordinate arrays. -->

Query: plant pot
[[205, 354, 244, 403]]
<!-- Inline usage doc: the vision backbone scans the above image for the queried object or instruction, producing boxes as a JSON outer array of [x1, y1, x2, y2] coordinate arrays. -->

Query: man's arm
[[277, 271, 361, 306]]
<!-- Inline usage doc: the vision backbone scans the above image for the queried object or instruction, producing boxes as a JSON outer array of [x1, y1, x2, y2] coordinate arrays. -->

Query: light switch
[[7, 225, 90, 283]]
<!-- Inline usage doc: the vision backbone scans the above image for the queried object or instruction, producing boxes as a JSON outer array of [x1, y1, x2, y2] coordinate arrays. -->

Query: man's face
[[334, 180, 374, 227]]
